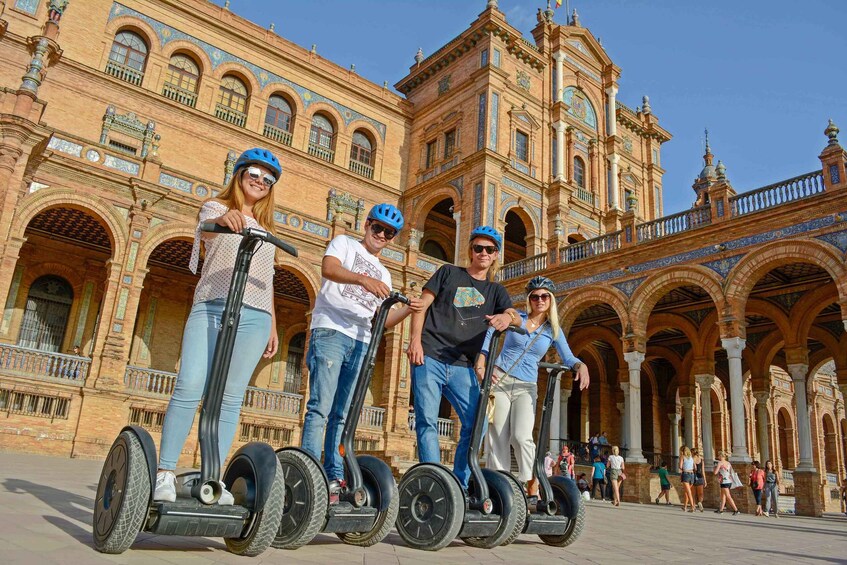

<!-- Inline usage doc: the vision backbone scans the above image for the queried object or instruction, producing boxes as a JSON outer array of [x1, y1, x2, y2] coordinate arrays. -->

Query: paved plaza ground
[[1, 452, 845, 564]]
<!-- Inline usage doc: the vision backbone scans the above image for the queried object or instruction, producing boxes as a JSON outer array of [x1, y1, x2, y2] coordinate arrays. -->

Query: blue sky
[[215, 1, 846, 216]]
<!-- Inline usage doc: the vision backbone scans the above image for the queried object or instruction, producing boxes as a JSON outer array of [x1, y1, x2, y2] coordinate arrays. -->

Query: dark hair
[[593, 455, 601, 462], [752, 460, 760, 467], [660, 460, 667, 468]]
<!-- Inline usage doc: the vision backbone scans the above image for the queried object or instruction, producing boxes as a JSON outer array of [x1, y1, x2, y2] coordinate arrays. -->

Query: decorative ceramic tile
[[132, 230, 142, 239], [103, 154, 140, 175], [489, 92, 499, 152], [568, 209, 600, 229], [28, 182, 49, 193], [416, 258, 438, 273], [1, 265, 24, 335], [681, 308, 712, 325], [159, 172, 193, 193], [86, 149, 101, 162], [563, 54, 601, 83], [273, 211, 288, 224], [816, 229, 847, 252], [702, 254, 743, 278], [195, 185, 209, 197], [150, 217, 165, 228], [140, 297, 157, 361], [125, 241, 139, 271], [48, 137, 83, 157], [14, 0, 39, 15], [477, 92, 487, 151], [302, 221, 329, 238], [381, 248, 405, 262], [112, 323, 123, 333], [563, 87, 597, 130], [115, 288, 129, 320], [72, 282, 94, 348], [567, 39, 590, 56], [486, 182, 496, 225], [611, 277, 646, 298], [473, 182, 482, 227], [122, 275, 132, 284]]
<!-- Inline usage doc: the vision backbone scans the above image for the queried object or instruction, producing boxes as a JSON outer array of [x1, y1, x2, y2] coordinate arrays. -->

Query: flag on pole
[[555, 0, 563, 7]]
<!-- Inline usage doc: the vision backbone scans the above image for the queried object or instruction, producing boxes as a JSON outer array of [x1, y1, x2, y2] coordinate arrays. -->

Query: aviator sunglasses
[[244, 166, 277, 189], [472, 244, 498, 255], [529, 292, 552, 302], [369, 222, 397, 240]]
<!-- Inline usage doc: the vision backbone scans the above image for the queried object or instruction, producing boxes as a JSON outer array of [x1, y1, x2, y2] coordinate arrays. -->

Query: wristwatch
[[572, 361, 583, 372]]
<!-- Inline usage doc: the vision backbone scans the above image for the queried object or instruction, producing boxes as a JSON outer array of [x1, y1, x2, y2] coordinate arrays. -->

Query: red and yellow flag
[[555, 0, 563, 7]]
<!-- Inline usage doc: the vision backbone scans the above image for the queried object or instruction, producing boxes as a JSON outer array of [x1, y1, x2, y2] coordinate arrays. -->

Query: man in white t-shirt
[[300, 203, 422, 501]]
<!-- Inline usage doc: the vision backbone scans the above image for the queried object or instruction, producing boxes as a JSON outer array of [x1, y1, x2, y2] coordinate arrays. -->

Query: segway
[[273, 292, 409, 549], [499, 362, 586, 547], [395, 325, 527, 551], [93, 223, 298, 556]]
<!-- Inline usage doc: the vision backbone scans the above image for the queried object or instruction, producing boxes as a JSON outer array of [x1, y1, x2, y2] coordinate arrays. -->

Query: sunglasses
[[529, 293, 552, 302], [369, 222, 397, 240], [244, 166, 277, 189], [472, 244, 498, 255]]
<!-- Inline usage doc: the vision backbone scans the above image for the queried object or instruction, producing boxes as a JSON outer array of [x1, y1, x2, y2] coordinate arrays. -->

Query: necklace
[[526, 315, 546, 331]]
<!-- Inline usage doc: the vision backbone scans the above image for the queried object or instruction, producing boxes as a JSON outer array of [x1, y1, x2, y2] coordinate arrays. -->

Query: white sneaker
[[764, 511, 769, 517], [218, 482, 234, 505], [154, 471, 177, 502]]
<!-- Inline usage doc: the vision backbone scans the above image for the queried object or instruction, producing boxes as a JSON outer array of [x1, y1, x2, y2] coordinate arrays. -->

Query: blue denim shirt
[[480, 311, 581, 383]]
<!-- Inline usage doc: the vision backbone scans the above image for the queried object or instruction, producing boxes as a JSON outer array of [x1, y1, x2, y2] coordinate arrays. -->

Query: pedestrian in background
[[607, 445, 625, 507], [591, 455, 606, 500], [655, 460, 672, 505], [692, 448, 707, 512], [750, 460, 765, 516], [713, 451, 739, 515], [763, 460, 779, 517], [679, 445, 695, 512]]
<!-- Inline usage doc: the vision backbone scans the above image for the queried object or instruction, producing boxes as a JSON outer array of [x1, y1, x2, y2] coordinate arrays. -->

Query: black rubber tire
[[497, 471, 527, 546], [538, 479, 586, 547], [461, 469, 522, 549], [272, 449, 327, 549], [92, 430, 151, 554], [224, 456, 286, 556], [336, 459, 399, 547], [396, 464, 464, 551]]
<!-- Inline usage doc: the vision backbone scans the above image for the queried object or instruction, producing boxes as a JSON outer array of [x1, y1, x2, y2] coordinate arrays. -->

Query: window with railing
[[574, 156, 586, 189], [424, 139, 437, 169], [17, 275, 73, 353], [308, 114, 335, 162], [444, 129, 456, 158], [162, 54, 199, 107], [106, 30, 148, 86], [349, 131, 374, 178], [264, 95, 293, 145], [0, 387, 70, 420], [283, 332, 305, 394], [215, 75, 248, 127]]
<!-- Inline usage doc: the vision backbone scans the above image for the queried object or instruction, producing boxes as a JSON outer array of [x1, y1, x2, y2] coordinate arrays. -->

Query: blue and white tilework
[[611, 277, 646, 298], [103, 154, 140, 175], [48, 137, 83, 157]]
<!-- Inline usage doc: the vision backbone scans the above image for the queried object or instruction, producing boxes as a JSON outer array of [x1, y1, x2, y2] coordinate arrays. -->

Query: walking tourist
[[655, 460, 672, 505], [692, 448, 707, 512], [544, 451, 556, 477], [591, 455, 606, 500], [154, 148, 283, 504], [478, 275, 589, 495], [679, 446, 695, 512], [607, 445, 625, 507], [763, 460, 780, 517], [407, 226, 519, 488], [750, 460, 765, 516], [557, 444, 577, 479], [300, 203, 422, 502], [713, 451, 740, 515]]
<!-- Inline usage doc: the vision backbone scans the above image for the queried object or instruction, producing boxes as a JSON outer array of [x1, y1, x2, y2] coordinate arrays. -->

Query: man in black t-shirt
[[407, 226, 519, 487]]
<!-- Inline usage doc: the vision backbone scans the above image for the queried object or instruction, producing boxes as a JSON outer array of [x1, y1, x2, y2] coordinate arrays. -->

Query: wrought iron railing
[[263, 123, 293, 146], [308, 143, 334, 162], [105, 61, 144, 86], [0, 344, 90, 383], [561, 231, 622, 263], [242, 386, 302, 417], [124, 366, 176, 397], [498, 253, 547, 281], [408, 413, 454, 439], [555, 440, 627, 466], [642, 451, 681, 474], [729, 170, 824, 217], [349, 160, 374, 179], [360, 405, 385, 429], [636, 205, 712, 243], [214, 103, 247, 128], [162, 83, 198, 108]]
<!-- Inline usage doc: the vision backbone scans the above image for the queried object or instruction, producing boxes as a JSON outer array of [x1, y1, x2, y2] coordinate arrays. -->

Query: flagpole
[[566, 0, 570, 24]]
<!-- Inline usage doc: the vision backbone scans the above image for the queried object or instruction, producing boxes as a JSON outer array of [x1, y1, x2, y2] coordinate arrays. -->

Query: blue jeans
[[159, 299, 271, 471], [412, 355, 481, 488], [300, 328, 368, 481]]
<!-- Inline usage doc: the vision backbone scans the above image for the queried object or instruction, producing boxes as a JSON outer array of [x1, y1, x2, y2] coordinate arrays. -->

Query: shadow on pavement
[[4, 478, 95, 547]]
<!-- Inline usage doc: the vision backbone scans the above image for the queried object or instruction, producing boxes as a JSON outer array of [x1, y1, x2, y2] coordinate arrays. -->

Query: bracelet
[[508, 311, 518, 325], [572, 361, 583, 372]]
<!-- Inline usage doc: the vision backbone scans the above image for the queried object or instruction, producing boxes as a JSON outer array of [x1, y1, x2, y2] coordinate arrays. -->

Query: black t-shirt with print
[[421, 264, 513, 367]]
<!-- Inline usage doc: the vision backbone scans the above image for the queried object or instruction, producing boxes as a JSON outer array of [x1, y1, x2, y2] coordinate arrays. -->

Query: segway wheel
[[496, 471, 527, 546], [461, 468, 523, 549], [538, 478, 586, 547], [272, 449, 327, 549], [396, 464, 464, 551], [337, 455, 399, 547], [92, 430, 151, 554], [223, 455, 286, 556]]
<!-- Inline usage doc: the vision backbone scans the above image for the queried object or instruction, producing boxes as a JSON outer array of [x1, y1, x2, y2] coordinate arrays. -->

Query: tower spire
[[704, 128, 713, 166]]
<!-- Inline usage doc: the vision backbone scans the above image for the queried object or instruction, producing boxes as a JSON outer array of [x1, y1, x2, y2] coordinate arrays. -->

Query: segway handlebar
[[200, 222, 298, 257], [537, 361, 572, 372]]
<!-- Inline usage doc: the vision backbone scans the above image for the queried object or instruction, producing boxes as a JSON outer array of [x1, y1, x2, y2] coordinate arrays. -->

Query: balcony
[[214, 104, 247, 128], [105, 61, 144, 86], [162, 83, 198, 108], [498, 253, 547, 281], [636, 204, 711, 243], [408, 412, 455, 439], [263, 123, 293, 146], [561, 231, 622, 263], [0, 344, 90, 384], [575, 186, 597, 207], [242, 386, 302, 417], [360, 405, 385, 429], [308, 143, 334, 163], [124, 366, 176, 397], [349, 160, 374, 179], [729, 170, 824, 218]]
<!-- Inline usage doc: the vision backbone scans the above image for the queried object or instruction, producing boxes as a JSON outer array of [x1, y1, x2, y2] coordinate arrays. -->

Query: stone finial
[[224, 0, 230, 8], [487, 0, 498, 10], [641, 95, 651, 114], [825, 118, 840, 146], [350, 64, 356, 73], [571, 8, 579, 26], [269, 22, 275, 32], [414, 47, 424, 65], [704, 128, 711, 155], [310, 44, 317, 54], [716, 160, 726, 180], [543, 0, 554, 22]]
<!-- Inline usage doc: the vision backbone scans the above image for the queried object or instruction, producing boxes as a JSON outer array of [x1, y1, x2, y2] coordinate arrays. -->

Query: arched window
[[573, 156, 586, 189], [308, 114, 335, 162], [349, 131, 374, 178], [284, 332, 306, 394], [106, 31, 148, 85], [421, 240, 448, 261], [163, 54, 200, 107], [264, 95, 293, 145], [17, 276, 74, 353], [215, 75, 248, 127]]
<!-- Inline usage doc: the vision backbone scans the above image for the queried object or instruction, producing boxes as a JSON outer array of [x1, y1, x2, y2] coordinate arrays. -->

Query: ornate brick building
[[0, 0, 843, 517]]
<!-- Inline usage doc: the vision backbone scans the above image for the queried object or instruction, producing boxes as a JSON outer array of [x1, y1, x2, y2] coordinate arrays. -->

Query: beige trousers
[[485, 372, 538, 482]]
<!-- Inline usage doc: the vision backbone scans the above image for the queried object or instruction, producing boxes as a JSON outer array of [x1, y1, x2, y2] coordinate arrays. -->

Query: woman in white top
[[679, 446, 695, 512], [713, 450, 740, 515], [153, 148, 283, 505], [607, 445, 625, 507]]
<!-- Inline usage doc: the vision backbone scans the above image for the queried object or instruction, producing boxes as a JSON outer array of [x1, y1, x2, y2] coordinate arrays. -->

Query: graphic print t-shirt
[[420, 264, 512, 367], [310, 235, 391, 342]]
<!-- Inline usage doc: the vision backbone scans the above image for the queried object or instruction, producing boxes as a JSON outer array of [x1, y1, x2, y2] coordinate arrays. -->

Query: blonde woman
[[478, 276, 589, 495], [713, 450, 740, 515], [607, 445, 625, 506], [679, 446, 695, 512]]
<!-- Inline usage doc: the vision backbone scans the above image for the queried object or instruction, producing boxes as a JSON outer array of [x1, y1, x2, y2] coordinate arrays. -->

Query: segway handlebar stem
[[200, 222, 298, 257], [534, 361, 573, 513]]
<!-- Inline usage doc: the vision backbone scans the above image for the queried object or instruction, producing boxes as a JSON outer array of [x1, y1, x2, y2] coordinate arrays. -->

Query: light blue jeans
[[300, 328, 368, 481], [412, 355, 482, 488], [158, 299, 271, 471]]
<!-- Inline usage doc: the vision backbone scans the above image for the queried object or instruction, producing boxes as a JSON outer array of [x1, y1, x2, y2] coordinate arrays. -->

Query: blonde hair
[[611, 445, 619, 456], [466, 241, 500, 281], [525, 292, 560, 339], [681, 446, 692, 459], [211, 167, 276, 232]]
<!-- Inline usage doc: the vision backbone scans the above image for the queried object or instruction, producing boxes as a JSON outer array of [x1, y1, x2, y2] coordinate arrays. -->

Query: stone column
[[605, 84, 618, 137], [680, 396, 695, 449], [560, 386, 572, 443], [753, 391, 770, 463], [787, 364, 815, 471], [553, 51, 565, 103], [554, 121, 565, 181], [623, 351, 646, 462], [668, 412, 680, 459], [617, 400, 627, 450], [549, 371, 561, 454], [695, 374, 715, 462], [607, 153, 620, 210], [452, 210, 461, 262], [721, 337, 751, 462]]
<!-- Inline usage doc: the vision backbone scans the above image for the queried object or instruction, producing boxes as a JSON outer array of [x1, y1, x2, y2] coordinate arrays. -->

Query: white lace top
[[188, 200, 276, 315]]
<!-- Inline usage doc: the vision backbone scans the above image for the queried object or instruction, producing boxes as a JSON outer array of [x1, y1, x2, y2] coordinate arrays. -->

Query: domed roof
[[698, 162, 716, 180]]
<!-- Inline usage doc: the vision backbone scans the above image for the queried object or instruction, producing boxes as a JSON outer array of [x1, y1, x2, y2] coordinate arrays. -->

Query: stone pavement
[[1, 452, 845, 564]]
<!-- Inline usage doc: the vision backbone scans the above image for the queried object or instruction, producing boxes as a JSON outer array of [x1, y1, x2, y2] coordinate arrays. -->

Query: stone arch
[[568, 324, 625, 378], [725, 239, 847, 317], [559, 285, 629, 335], [275, 256, 321, 305], [212, 63, 260, 97], [502, 206, 534, 264], [346, 120, 382, 150], [259, 84, 305, 116], [136, 222, 196, 271], [776, 405, 797, 469], [19, 262, 86, 297], [501, 204, 538, 236], [161, 41, 214, 76], [630, 265, 725, 335], [745, 298, 792, 343], [104, 16, 162, 54], [408, 187, 461, 232], [821, 412, 839, 474], [305, 102, 346, 136], [791, 282, 840, 346], [12, 189, 127, 262], [646, 312, 702, 350]]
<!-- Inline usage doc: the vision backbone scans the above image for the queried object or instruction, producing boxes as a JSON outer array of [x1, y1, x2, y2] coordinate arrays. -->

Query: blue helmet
[[526, 275, 556, 293], [368, 203, 404, 231], [469, 225, 502, 250], [234, 148, 282, 180]]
